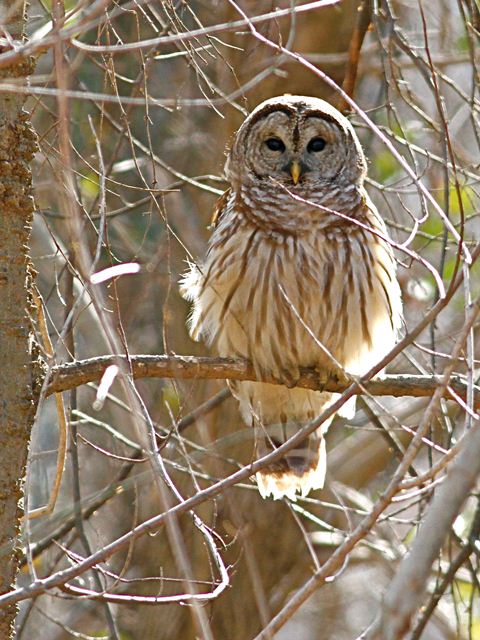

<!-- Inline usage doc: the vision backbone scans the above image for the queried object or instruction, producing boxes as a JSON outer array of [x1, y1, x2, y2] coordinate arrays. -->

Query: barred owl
[[181, 95, 402, 500]]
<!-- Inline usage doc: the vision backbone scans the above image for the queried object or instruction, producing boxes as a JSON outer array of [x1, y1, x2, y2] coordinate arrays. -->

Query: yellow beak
[[290, 160, 301, 185]]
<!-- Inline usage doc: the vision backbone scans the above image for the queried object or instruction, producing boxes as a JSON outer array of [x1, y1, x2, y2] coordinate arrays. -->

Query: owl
[[181, 95, 402, 500]]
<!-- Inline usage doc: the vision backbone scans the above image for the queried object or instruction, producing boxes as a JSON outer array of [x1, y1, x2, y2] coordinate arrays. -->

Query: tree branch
[[337, 0, 372, 111], [47, 354, 478, 408], [365, 406, 480, 639], [363, 296, 480, 639]]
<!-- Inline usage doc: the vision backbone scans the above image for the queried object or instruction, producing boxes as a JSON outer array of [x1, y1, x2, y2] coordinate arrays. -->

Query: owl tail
[[255, 423, 328, 501]]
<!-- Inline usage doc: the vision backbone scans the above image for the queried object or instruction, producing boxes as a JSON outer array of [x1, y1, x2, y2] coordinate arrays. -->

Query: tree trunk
[[0, 1, 38, 637]]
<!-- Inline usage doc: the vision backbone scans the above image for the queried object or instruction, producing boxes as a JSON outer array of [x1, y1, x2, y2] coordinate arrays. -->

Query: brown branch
[[337, 0, 372, 111], [47, 354, 479, 408]]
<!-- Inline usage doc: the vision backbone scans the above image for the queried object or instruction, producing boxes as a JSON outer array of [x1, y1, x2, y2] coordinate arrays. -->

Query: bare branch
[[364, 298, 480, 639], [0, 0, 338, 69], [47, 354, 479, 409]]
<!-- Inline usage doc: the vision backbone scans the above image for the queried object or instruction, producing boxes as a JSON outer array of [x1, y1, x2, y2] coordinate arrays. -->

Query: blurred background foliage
[[17, 0, 480, 638]]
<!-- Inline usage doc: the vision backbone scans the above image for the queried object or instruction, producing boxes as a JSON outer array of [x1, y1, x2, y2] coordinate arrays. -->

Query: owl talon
[[315, 369, 329, 388], [275, 368, 301, 389], [315, 368, 351, 391], [332, 370, 352, 387]]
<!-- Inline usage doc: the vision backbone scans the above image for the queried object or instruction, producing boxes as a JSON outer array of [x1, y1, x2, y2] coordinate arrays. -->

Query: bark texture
[[0, 2, 37, 636]]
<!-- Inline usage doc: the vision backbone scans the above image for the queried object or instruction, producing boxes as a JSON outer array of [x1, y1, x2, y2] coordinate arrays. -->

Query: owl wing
[[179, 188, 233, 341], [209, 188, 231, 229]]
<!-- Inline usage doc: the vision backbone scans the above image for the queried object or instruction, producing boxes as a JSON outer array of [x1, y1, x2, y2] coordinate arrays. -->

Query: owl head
[[226, 95, 367, 197]]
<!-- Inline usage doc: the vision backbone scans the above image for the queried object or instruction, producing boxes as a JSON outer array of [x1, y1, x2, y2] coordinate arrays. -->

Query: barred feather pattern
[[181, 96, 402, 500]]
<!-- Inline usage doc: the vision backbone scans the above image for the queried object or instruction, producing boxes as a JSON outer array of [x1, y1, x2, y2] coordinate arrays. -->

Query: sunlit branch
[[47, 354, 479, 409]]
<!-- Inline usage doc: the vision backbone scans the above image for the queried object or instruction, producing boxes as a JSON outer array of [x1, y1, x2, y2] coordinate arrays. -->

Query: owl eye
[[307, 137, 326, 152], [264, 137, 286, 152]]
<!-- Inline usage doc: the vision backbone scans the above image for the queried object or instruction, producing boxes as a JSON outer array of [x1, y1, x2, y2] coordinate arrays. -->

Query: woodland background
[[1, 0, 480, 638]]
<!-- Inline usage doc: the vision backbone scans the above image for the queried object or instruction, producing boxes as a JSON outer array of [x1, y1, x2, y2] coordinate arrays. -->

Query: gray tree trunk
[[0, 1, 38, 637]]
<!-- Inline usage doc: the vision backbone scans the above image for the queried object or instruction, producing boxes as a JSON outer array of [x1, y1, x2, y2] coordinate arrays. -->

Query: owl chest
[[202, 227, 388, 374]]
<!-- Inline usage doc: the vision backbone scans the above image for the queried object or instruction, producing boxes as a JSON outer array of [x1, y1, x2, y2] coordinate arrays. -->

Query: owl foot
[[274, 367, 301, 389], [315, 367, 351, 391]]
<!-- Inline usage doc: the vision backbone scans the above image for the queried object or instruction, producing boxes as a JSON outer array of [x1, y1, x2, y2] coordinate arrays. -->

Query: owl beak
[[290, 160, 302, 185]]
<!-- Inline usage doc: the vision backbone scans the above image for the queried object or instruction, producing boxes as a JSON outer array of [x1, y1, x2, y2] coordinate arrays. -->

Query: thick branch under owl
[[47, 354, 478, 410]]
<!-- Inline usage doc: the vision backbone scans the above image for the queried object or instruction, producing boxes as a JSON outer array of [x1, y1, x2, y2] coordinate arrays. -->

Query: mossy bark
[[0, 2, 38, 637]]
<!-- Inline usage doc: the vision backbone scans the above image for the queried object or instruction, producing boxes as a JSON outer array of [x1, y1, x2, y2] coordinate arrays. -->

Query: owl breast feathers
[[181, 95, 402, 500]]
